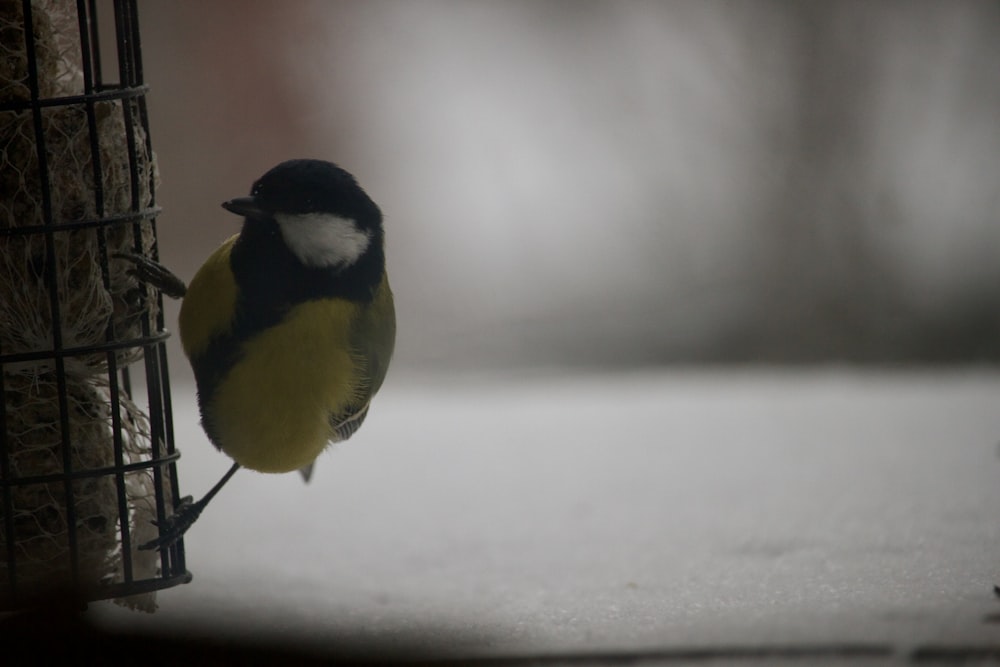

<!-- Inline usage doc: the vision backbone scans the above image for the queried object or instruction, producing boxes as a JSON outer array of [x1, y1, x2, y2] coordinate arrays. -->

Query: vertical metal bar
[[87, 0, 103, 89], [125, 0, 143, 85], [112, 0, 134, 88], [119, 0, 182, 579], [79, 0, 135, 585], [123, 0, 185, 573], [21, 0, 81, 591], [76, 0, 103, 208], [121, 365, 132, 398], [113, 4, 141, 214], [158, 343, 184, 575], [77, 0, 96, 96], [0, 363, 17, 600], [108, 368, 135, 584]]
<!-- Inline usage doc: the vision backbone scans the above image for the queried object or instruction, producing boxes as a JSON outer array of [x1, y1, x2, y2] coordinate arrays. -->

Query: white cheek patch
[[274, 212, 372, 269]]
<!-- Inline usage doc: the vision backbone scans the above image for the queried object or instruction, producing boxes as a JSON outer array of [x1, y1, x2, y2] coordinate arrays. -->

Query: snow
[[88, 369, 1000, 661]]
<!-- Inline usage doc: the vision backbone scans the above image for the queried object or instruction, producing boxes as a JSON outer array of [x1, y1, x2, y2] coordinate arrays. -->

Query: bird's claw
[[114, 252, 187, 299], [139, 495, 203, 551]]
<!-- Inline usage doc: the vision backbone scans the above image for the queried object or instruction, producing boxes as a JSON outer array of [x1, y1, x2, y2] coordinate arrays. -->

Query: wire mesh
[[1, 0, 188, 612]]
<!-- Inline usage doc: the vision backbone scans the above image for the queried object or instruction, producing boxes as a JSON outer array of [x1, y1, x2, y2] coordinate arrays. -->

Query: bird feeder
[[1, 0, 188, 611]]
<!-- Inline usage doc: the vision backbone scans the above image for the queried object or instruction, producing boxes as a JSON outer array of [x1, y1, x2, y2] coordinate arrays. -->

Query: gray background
[[138, 0, 1000, 373]]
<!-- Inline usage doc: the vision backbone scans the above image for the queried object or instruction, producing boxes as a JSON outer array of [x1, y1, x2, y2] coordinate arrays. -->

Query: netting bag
[[1, 0, 188, 612]]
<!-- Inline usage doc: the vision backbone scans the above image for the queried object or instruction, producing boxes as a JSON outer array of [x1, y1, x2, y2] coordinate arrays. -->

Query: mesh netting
[[1, 0, 188, 612]]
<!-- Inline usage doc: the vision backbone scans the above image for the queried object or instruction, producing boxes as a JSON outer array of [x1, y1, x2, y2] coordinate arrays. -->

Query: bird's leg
[[113, 252, 188, 299], [140, 462, 242, 550]]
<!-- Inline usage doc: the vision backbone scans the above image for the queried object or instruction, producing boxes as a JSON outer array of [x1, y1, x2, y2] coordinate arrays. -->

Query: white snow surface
[[89, 369, 1000, 660]]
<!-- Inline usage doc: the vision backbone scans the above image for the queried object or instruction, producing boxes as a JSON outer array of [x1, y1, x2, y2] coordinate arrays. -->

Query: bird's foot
[[139, 495, 204, 551], [114, 252, 187, 299]]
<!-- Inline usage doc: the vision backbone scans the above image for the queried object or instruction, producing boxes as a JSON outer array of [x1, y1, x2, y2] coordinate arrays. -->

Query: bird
[[126, 159, 395, 550]]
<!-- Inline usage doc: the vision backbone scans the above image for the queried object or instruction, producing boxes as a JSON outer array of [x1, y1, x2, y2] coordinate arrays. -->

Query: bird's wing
[[307, 277, 395, 482], [299, 402, 369, 483], [355, 275, 396, 399], [330, 401, 371, 442], [326, 275, 395, 440]]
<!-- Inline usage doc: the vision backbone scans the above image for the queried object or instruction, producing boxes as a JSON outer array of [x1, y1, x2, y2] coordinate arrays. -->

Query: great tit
[[133, 159, 395, 550]]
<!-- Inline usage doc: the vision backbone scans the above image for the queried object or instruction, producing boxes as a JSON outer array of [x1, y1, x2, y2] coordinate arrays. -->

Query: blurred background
[[140, 0, 1000, 374], [32, 2, 999, 654]]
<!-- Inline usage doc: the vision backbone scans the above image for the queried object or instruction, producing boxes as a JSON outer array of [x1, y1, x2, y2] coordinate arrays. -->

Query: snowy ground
[[88, 369, 1000, 663]]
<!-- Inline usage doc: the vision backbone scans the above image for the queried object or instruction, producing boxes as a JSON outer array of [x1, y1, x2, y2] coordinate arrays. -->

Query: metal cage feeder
[[1, 0, 188, 612]]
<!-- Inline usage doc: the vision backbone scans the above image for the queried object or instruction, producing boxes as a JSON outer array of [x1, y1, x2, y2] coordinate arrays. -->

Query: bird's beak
[[221, 196, 267, 220]]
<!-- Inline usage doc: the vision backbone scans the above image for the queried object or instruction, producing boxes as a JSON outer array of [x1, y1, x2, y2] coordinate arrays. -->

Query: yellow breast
[[179, 235, 239, 361], [206, 298, 363, 473]]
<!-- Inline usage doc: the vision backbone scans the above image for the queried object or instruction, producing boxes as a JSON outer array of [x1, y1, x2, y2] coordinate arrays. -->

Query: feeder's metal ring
[[0, 207, 163, 237], [0, 331, 173, 366], [0, 83, 151, 112]]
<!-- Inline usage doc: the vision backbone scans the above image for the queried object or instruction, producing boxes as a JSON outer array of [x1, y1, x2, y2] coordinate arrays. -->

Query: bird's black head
[[224, 159, 383, 273], [246, 159, 381, 227]]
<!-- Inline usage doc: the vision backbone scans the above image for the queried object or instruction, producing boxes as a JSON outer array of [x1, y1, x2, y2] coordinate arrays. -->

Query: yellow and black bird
[[133, 159, 395, 549]]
